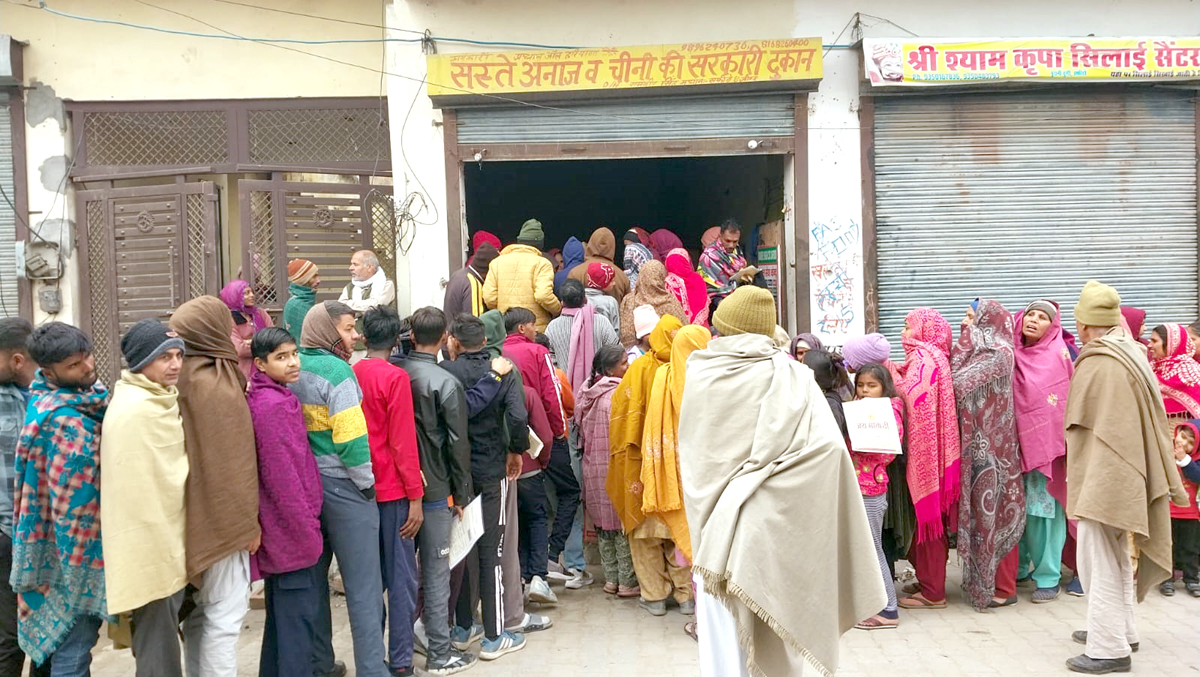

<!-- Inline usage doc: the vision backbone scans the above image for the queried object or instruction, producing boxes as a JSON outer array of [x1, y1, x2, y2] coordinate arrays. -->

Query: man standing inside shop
[[339, 250, 396, 314], [698, 219, 756, 315]]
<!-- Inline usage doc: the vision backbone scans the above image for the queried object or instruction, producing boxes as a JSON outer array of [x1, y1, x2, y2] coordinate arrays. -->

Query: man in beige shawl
[[101, 319, 190, 676], [1065, 281, 1187, 675], [678, 286, 885, 677]]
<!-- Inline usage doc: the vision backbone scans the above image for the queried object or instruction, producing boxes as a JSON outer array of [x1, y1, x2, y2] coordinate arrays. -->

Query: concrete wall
[[1, 0, 385, 323], [388, 0, 1200, 341]]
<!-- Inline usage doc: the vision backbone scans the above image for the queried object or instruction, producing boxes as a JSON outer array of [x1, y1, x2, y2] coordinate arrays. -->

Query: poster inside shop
[[864, 37, 1200, 86], [756, 246, 779, 299], [426, 38, 822, 97]]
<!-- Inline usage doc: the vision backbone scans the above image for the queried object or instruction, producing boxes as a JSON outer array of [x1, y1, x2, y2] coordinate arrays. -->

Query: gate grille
[[367, 190, 398, 292], [86, 199, 114, 383], [186, 194, 208, 299], [83, 110, 229, 167], [249, 191, 278, 306], [248, 107, 390, 165]]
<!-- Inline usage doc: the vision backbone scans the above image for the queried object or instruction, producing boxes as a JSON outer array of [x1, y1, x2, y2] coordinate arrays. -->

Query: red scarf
[[1152, 323, 1200, 417], [899, 308, 961, 543]]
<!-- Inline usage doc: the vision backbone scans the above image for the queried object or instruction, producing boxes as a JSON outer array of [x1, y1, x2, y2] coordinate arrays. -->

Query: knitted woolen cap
[[121, 318, 186, 373], [1074, 280, 1122, 327], [713, 286, 777, 337], [287, 259, 318, 285], [518, 219, 544, 247]]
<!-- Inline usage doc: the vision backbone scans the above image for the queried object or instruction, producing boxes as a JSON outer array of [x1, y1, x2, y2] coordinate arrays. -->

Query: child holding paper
[[851, 363, 906, 630]]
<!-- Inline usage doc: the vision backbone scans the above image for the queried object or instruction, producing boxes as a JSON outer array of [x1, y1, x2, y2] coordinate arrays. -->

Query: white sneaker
[[507, 612, 553, 633], [565, 568, 594, 590], [528, 575, 558, 604], [545, 558, 571, 582]]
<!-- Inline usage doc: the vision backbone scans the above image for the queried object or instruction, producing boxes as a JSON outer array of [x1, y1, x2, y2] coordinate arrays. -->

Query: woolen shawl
[[641, 325, 709, 561], [1151, 323, 1200, 417], [649, 229, 684, 261], [622, 242, 655, 291], [219, 279, 270, 331], [301, 301, 352, 360], [679, 334, 885, 677], [950, 301, 1025, 610], [665, 248, 710, 326], [618, 261, 686, 348], [607, 314, 682, 532], [561, 304, 596, 394], [575, 375, 623, 531], [1013, 300, 1074, 476], [899, 308, 961, 543], [1066, 327, 1188, 601], [170, 296, 260, 580]]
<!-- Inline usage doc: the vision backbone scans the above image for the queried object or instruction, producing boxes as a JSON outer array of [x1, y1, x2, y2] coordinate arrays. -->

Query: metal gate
[[77, 181, 219, 387], [239, 176, 398, 309]]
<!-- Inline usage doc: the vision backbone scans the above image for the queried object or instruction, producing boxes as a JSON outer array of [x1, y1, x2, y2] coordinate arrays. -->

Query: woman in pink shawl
[[896, 308, 961, 609], [1012, 299, 1076, 602], [1150, 323, 1200, 419], [663, 248, 710, 327], [219, 279, 274, 380]]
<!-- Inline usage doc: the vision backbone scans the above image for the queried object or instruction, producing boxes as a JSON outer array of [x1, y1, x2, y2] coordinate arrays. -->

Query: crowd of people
[[0, 215, 1192, 677]]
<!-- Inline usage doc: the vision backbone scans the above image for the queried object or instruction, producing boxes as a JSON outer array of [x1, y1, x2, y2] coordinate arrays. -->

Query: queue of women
[[795, 296, 1200, 626]]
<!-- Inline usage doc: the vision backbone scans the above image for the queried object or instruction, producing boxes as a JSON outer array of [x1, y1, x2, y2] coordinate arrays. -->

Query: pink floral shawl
[[1013, 300, 1074, 476], [899, 308, 961, 543], [1152, 323, 1200, 417], [664, 248, 710, 326]]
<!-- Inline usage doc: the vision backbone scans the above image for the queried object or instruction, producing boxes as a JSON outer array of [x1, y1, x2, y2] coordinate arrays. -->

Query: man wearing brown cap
[[283, 259, 320, 337], [678, 285, 884, 677], [1064, 280, 1187, 674], [444, 243, 498, 319]]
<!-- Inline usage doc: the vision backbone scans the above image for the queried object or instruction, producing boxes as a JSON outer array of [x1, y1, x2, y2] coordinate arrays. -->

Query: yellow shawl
[[607, 314, 682, 532], [641, 325, 710, 560], [99, 371, 189, 615]]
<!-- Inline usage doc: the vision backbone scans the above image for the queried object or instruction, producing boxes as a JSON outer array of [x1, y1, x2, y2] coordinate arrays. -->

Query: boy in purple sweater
[[247, 327, 325, 677]]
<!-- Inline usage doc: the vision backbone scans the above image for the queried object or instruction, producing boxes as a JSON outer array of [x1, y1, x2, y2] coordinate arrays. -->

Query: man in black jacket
[[401, 307, 475, 676], [441, 314, 529, 662]]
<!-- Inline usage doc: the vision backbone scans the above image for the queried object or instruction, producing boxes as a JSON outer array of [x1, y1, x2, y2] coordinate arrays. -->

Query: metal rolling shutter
[[456, 93, 795, 143], [874, 90, 1198, 347], [0, 98, 17, 317]]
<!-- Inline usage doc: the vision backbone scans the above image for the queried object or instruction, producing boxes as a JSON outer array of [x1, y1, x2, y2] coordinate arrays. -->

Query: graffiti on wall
[[810, 218, 860, 336]]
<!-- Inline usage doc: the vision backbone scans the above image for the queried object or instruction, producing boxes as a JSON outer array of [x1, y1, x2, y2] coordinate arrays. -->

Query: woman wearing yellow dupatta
[[607, 314, 689, 616], [642, 325, 710, 562]]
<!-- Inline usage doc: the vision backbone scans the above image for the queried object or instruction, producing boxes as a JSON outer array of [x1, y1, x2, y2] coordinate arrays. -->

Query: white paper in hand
[[527, 426, 544, 459], [843, 398, 903, 455], [448, 496, 485, 569]]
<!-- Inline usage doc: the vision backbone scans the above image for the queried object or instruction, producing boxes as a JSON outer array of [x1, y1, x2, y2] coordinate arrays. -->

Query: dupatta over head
[[1152, 323, 1200, 418], [899, 307, 961, 543], [1013, 299, 1074, 476]]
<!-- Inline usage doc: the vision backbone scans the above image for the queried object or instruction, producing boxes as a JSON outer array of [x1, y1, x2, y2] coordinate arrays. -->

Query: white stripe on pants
[[183, 550, 250, 677], [1077, 519, 1138, 659], [695, 573, 753, 677]]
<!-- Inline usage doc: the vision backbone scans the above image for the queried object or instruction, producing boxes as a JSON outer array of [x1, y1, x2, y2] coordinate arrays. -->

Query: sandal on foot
[[855, 614, 899, 630], [603, 582, 618, 595], [684, 622, 698, 642], [898, 593, 946, 609]]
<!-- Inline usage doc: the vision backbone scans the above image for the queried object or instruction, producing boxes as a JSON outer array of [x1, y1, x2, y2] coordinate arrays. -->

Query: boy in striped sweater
[[291, 301, 388, 677]]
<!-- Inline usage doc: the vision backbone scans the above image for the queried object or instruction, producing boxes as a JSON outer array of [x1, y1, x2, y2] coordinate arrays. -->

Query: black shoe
[[1066, 654, 1131, 674], [1160, 580, 1176, 597], [315, 661, 348, 677], [1071, 631, 1138, 652], [987, 596, 1017, 608], [426, 649, 477, 675]]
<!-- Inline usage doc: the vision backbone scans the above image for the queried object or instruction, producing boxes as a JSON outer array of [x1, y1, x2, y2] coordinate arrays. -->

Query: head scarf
[[843, 333, 891, 371], [949, 300, 1024, 610], [1013, 299, 1074, 477], [555, 237, 585, 291], [626, 227, 653, 250], [622, 242, 655, 291], [219, 279, 269, 331], [664, 248, 710, 326], [301, 301, 353, 361], [790, 332, 824, 359], [607, 314, 682, 532], [1151, 323, 1200, 418], [168, 296, 259, 579], [618, 261, 686, 348], [700, 226, 720, 249], [649, 229, 684, 261], [899, 308, 961, 543], [481, 310, 507, 360], [585, 262, 616, 290], [1122, 306, 1147, 343], [641, 324, 709, 561]]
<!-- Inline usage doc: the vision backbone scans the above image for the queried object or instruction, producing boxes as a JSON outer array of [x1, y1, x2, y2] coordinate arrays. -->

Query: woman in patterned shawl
[[951, 300, 1025, 610]]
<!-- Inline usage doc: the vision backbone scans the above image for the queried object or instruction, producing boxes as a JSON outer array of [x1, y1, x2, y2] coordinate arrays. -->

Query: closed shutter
[[0, 98, 17, 317], [874, 90, 1198, 347], [457, 93, 795, 143]]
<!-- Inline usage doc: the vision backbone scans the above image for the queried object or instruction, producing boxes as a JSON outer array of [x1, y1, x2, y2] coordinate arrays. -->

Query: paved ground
[[78, 557, 1199, 676]]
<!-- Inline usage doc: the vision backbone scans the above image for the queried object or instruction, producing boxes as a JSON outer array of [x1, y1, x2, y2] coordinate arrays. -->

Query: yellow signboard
[[864, 37, 1200, 86], [426, 38, 822, 97]]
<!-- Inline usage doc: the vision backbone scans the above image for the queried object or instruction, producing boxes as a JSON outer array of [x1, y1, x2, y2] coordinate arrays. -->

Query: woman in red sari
[[896, 308, 961, 609], [1149, 323, 1200, 419]]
